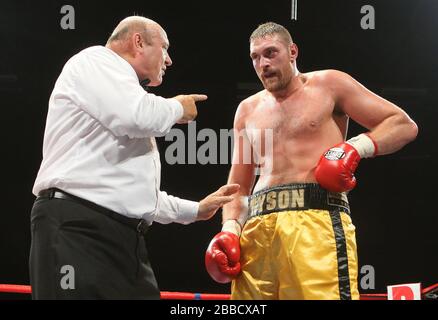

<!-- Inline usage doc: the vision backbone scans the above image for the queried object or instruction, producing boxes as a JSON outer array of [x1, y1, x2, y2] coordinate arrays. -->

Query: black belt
[[248, 183, 350, 219], [37, 188, 149, 235]]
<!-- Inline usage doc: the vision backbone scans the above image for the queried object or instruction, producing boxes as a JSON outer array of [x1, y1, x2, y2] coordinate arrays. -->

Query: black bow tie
[[139, 79, 150, 90]]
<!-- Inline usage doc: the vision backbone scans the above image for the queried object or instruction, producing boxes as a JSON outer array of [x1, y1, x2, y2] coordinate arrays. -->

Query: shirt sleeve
[[62, 49, 183, 138], [153, 191, 199, 224]]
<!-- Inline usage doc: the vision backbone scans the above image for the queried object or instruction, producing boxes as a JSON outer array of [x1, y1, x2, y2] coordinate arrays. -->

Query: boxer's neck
[[270, 70, 306, 101]]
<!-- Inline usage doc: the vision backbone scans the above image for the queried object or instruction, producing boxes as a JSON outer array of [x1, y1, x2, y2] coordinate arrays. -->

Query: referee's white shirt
[[33, 46, 199, 225]]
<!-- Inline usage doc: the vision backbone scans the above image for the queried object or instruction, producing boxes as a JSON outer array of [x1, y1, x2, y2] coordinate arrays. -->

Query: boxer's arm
[[222, 102, 256, 224], [205, 104, 251, 283], [326, 70, 418, 155], [222, 161, 254, 224]]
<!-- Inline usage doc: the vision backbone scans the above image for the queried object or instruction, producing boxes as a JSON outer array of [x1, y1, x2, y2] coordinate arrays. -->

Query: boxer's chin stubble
[[263, 77, 285, 92]]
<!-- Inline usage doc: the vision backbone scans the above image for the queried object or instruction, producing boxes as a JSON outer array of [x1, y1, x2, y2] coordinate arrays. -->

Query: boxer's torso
[[239, 70, 349, 192]]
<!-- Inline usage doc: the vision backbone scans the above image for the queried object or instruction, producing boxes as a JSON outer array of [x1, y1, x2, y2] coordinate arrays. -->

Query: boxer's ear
[[290, 43, 299, 62]]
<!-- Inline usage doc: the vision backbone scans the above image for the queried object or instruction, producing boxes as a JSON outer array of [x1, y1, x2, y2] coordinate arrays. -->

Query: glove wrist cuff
[[222, 219, 241, 237], [346, 133, 378, 158]]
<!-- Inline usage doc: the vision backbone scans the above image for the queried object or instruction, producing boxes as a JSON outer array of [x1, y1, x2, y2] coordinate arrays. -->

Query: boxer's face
[[136, 26, 172, 86], [250, 35, 296, 92]]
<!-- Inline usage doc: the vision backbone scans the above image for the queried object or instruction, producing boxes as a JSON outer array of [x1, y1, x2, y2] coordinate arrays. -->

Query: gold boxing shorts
[[231, 183, 360, 300]]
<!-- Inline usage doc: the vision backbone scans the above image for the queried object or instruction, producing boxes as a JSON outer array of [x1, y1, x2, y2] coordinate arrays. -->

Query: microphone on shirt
[[140, 79, 150, 90]]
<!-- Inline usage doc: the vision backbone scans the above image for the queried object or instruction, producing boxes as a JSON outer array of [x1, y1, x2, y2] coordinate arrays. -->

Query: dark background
[[0, 0, 436, 299]]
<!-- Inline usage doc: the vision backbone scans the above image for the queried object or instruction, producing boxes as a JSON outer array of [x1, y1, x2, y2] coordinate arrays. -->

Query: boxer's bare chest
[[245, 84, 336, 144]]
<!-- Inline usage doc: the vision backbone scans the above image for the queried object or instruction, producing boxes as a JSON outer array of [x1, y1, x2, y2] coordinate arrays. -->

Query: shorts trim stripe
[[329, 208, 352, 300]]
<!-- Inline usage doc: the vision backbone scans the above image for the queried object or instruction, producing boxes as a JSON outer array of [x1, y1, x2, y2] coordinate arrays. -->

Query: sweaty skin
[[240, 71, 348, 190], [223, 35, 417, 221]]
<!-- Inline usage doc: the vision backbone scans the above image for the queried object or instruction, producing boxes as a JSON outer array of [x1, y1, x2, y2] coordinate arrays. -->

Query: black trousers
[[29, 195, 160, 299]]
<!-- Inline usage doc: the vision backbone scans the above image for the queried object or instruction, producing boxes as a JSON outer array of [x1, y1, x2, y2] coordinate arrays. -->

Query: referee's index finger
[[189, 94, 208, 102]]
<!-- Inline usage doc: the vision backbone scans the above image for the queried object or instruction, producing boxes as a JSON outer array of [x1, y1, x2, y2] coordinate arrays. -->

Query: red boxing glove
[[315, 143, 360, 192], [205, 221, 241, 283], [315, 133, 378, 193]]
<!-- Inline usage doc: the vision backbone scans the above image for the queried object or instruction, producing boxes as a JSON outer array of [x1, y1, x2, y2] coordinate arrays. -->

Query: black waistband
[[37, 188, 149, 235], [248, 183, 350, 218]]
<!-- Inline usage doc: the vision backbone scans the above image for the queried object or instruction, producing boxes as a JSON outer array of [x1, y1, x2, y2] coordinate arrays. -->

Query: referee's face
[[138, 26, 172, 87]]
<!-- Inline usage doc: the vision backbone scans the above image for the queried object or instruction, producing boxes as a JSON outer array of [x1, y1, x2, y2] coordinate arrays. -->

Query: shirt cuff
[[168, 98, 184, 123], [176, 199, 199, 224]]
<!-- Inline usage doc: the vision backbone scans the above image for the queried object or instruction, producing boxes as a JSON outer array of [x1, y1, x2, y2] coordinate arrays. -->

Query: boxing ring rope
[[0, 284, 230, 299], [0, 284, 31, 295], [1, 283, 437, 300]]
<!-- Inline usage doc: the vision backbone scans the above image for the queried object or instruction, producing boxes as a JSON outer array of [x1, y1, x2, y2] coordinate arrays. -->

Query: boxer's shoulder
[[233, 91, 266, 128], [303, 69, 349, 85], [237, 91, 265, 113], [242, 90, 265, 105], [303, 70, 357, 101], [313, 69, 356, 89]]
